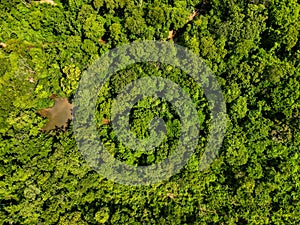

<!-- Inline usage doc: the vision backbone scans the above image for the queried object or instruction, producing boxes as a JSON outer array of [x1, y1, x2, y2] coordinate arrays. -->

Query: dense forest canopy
[[0, 0, 299, 224]]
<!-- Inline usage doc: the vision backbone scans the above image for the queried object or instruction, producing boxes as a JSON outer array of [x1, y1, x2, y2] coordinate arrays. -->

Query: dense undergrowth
[[0, 0, 299, 224]]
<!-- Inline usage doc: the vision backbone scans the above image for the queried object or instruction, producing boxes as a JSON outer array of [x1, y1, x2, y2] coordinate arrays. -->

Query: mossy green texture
[[0, 0, 299, 224]]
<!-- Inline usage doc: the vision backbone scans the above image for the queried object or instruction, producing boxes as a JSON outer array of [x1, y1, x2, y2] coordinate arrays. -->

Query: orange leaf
[[167, 30, 176, 40], [188, 10, 198, 21], [102, 118, 110, 125], [98, 38, 107, 44]]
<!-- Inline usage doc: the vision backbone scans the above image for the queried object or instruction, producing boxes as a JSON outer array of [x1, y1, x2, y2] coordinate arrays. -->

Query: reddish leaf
[[102, 118, 110, 125]]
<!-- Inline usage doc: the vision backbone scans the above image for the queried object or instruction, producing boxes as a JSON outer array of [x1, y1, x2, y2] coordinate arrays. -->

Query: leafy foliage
[[0, 0, 299, 224]]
